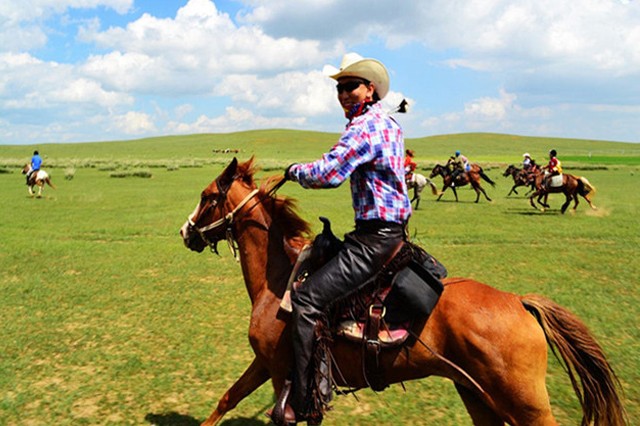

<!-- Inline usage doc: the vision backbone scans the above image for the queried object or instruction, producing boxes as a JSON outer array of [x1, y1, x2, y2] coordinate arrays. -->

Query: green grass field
[[1, 131, 639, 425]]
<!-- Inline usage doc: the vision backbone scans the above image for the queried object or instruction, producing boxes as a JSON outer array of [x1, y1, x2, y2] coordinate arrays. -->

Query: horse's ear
[[218, 158, 239, 190]]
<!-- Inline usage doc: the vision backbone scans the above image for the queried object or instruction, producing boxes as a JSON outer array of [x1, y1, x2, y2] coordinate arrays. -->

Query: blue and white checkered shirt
[[289, 102, 411, 224]]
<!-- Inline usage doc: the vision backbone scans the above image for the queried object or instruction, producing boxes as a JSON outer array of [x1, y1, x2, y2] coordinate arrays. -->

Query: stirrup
[[267, 380, 294, 425]]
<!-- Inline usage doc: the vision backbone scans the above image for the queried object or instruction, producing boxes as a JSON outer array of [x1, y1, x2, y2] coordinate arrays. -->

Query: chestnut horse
[[180, 158, 625, 426], [528, 172, 597, 214], [21, 164, 55, 197], [429, 163, 495, 203]]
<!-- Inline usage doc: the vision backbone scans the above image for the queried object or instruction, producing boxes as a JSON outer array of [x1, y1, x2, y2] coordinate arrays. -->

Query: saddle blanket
[[550, 174, 563, 187]]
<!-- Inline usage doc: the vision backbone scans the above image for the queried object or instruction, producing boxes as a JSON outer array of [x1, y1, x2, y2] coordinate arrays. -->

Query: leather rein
[[187, 176, 286, 260]]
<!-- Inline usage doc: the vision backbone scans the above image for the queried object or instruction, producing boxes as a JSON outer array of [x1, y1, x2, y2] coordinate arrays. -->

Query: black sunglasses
[[336, 79, 370, 94]]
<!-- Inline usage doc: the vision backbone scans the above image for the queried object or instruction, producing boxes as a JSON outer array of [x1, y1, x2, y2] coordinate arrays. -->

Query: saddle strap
[[363, 304, 388, 392]]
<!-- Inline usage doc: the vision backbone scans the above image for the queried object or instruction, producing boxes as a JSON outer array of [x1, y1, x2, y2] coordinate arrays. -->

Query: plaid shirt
[[289, 103, 411, 224]]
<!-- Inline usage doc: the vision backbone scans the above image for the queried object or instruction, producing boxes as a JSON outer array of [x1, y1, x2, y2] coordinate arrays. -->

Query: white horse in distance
[[406, 172, 438, 209], [22, 164, 56, 197]]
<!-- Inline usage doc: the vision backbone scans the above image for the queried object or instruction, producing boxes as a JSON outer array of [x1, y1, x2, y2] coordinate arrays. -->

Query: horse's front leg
[[542, 193, 550, 208], [474, 187, 481, 203], [201, 357, 270, 426], [536, 192, 549, 209], [28, 185, 34, 197]]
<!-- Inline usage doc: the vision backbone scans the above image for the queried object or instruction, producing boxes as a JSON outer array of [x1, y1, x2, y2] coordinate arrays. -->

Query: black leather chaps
[[289, 219, 405, 417]]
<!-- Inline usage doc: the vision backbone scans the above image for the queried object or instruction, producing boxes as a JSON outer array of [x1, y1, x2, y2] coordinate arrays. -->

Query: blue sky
[[1, 0, 639, 145]]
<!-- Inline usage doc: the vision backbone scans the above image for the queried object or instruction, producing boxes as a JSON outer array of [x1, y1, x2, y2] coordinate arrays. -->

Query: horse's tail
[[428, 179, 439, 195], [521, 294, 627, 426], [478, 168, 496, 187], [577, 176, 595, 197]]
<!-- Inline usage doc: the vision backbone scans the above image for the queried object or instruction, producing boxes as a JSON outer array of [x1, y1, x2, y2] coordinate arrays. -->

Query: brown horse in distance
[[179, 158, 626, 426], [529, 172, 597, 213], [503, 164, 540, 196], [429, 163, 495, 203]]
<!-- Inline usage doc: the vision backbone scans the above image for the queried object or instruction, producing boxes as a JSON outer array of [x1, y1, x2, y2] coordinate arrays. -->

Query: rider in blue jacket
[[27, 150, 42, 185]]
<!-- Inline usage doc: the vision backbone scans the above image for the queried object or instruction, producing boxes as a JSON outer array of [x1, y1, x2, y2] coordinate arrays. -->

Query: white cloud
[[165, 106, 306, 134], [0, 23, 48, 52], [174, 104, 193, 119], [0, 0, 133, 23], [52, 78, 132, 107], [111, 111, 157, 135], [216, 70, 337, 116], [464, 89, 517, 122], [0, 52, 132, 109], [78, 0, 336, 97], [242, 0, 640, 76], [420, 89, 553, 134], [0, 1, 134, 53]]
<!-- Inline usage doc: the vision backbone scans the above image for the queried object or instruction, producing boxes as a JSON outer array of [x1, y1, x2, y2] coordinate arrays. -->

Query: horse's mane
[[232, 158, 311, 245], [259, 175, 312, 242]]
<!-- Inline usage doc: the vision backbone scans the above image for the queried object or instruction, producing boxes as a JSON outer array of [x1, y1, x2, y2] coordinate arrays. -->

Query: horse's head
[[429, 164, 443, 179], [180, 157, 259, 253], [503, 165, 516, 177]]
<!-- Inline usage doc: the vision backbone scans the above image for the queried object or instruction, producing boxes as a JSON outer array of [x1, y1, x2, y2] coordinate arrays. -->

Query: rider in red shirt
[[543, 149, 562, 189], [545, 150, 562, 175], [404, 149, 417, 181]]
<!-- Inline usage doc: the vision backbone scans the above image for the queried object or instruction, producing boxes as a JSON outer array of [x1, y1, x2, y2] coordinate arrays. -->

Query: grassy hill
[[1, 131, 639, 170]]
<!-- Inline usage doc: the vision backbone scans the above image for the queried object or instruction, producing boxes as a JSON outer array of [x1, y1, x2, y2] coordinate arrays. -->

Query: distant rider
[[542, 149, 562, 189], [26, 150, 42, 185], [404, 149, 417, 182], [522, 152, 540, 182], [449, 150, 469, 187]]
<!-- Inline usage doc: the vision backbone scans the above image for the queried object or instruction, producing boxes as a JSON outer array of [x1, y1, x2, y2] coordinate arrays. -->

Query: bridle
[[186, 175, 286, 260]]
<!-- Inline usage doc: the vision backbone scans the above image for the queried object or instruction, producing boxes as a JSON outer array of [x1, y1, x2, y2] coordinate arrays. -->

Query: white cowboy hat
[[523, 152, 531, 157], [323, 52, 390, 99]]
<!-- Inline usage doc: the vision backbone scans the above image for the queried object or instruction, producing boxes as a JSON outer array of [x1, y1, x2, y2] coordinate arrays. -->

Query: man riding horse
[[448, 150, 470, 187], [542, 149, 562, 190], [273, 52, 415, 425], [26, 150, 42, 186], [404, 149, 417, 183]]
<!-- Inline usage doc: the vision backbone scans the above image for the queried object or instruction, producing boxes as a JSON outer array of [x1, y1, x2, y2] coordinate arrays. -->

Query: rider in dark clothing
[[449, 150, 469, 187]]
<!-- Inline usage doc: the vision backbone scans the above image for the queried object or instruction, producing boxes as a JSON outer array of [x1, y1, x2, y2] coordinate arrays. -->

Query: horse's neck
[[234, 216, 293, 306]]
